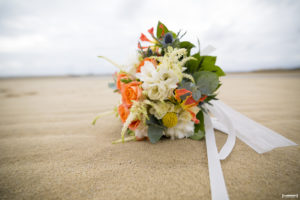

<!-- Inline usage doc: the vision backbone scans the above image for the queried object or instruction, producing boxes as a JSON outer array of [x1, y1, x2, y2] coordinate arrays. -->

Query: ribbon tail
[[211, 117, 230, 135], [204, 112, 230, 200], [210, 100, 297, 154], [206, 101, 236, 160]]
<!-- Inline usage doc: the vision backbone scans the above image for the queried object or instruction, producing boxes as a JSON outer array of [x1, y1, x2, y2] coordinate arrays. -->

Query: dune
[[0, 72, 299, 200]]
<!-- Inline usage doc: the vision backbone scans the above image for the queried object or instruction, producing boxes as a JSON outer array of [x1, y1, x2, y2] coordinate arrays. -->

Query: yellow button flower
[[162, 112, 178, 128]]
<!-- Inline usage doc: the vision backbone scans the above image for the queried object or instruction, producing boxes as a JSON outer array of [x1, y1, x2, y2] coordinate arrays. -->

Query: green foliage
[[156, 21, 169, 39], [195, 71, 219, 95], [146, 115, 166, 143], [185, 54, 225, 77], [179, 41, 195, 56], [190, 110, 205, 140], [155, 22, 225, 78]]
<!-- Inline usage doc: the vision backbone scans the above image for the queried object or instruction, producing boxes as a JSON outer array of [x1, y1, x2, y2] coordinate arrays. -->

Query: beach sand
[[0, 72, 299, 200]]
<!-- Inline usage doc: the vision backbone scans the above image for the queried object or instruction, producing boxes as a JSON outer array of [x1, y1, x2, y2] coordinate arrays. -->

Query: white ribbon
[[204, 100, 297, 200]]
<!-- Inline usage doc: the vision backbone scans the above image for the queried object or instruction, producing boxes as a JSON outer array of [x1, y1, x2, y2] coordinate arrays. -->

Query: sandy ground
[[0, 72, 299, 200]]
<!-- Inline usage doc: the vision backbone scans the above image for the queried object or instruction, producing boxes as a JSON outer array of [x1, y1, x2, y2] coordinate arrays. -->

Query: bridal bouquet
[[95, 21, 225, 143], [94, 21, 296, 200]]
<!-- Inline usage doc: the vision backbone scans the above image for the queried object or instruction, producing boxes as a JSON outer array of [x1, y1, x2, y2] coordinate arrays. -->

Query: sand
[[0, 72, 299, 200]]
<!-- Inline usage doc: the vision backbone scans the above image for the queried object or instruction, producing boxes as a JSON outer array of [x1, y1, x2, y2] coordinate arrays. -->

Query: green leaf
[[215, 83, 222, 91], [201, 94, 218, 105], [146, 115, 162, 126], [179, 80, 194, 91], [195, 71, 219, 95], [199, 56, 226, 77], [185, 53, 201, 73], [120, 78, 132, 84], [179, 41, 195, 49], [190, 129, 205, 140], [190, 110, 205, 140], [201, 56, 216, 68], [192, 71, 202, 81], [212, 65, 226, 76], [186, 59, 198, 73], [179, 41, 195, 56], [192, 52, 202, 61], [148, 125, 164, 144], [146, 115, 166, 143], [192, 87, 201, 101], [194, 110, 204, 133], [202, 64, 226, 77], [156, 21, 169, 39]]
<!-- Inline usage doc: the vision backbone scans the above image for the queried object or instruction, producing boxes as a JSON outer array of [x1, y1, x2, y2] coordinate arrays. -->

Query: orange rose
[[121, 81, 142, 108], [136, 58, 157, 73], [118, 104, 140, 130], [118, 103, 129, 123], [116, 73, 130, 91], [128, 120, 140, 130]]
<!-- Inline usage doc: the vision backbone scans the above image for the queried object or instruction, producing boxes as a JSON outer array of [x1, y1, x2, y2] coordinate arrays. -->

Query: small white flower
[[136, 61, 178, 101], [165, 120, 194, 139], [165, 110, 194, 139], [146, 100, 181, 119], [135, 123, 148, 138]]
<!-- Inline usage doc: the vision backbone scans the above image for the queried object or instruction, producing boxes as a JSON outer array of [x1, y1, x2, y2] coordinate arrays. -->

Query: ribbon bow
[[204, 100, 297, 200]]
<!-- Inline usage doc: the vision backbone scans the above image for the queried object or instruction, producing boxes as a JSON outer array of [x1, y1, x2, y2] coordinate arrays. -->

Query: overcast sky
[[0, 0, 300, 77]]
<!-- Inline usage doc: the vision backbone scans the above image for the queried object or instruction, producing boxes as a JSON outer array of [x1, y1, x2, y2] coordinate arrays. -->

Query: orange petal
[[140, 33, 151, 42], [188, 110, 199, 124], [129, 120, 140, 130], [138, 42, 148, 49], [197, 95, 207, 103], [148, 27, 154, 36], [136, 58, 157, 73], [174, 88, 192, 101], [184, 96, 197, 106]]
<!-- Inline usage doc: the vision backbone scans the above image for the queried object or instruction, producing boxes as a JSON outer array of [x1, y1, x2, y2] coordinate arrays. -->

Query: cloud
[[0, 0, 300, 76]]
